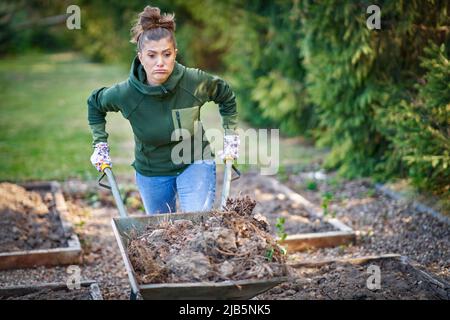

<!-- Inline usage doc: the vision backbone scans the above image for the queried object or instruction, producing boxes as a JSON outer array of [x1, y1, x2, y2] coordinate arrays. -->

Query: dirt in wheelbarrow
[[127, 196, 293, 284], [255, 257, 448, 300], [0, 183, 70, 252]]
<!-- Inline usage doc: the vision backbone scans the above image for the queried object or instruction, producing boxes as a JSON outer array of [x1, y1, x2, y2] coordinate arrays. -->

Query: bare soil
[[0, 179, 130, 300], [285, 171, 450, 282], [256, 257, 448, 300], [218, 172, 337, 235], [127, 196, 291, 284], [0, 183, 70, 252]]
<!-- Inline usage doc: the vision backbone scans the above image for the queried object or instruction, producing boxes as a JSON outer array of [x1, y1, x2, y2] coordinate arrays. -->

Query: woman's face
[[138, 37, 177, 86]]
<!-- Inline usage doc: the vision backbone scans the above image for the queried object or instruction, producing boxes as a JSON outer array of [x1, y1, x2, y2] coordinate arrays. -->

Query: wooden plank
[[0, 280, 95, 295], [0, 247, 82, 270], [139, 277, 288, 300], [52, 182, 82, 250], [0, 280, 103, 300], [328, 218, 353, 232], [288, 253, 402, 268], [0, 181, 82, 270], [280, 231, 355, 252]]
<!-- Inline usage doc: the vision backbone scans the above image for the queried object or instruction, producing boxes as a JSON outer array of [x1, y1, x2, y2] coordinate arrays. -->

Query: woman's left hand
[[219, 134, 240, 161]]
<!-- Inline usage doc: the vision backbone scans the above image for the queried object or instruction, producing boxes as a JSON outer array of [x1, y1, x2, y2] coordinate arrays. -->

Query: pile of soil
[[257, 258, 448, 300], [127, 196, 291, 284], [1, 287, 92, 300], [0, 183, 69, 252]]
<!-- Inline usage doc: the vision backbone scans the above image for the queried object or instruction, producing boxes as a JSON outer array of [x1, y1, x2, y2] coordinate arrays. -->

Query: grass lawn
[[0, 51, 134, 181], [0, 51, 327, 183]]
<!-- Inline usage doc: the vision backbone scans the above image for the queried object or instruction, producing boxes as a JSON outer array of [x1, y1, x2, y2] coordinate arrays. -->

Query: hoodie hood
[[128, 55, 185, 96]]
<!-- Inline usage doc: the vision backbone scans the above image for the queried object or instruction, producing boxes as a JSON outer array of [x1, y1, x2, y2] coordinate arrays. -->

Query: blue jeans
[[135, 160, 216, 215]]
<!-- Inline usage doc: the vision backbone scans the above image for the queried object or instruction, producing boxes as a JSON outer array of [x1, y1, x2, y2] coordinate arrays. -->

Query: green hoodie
[[87, 56, 238, 177]]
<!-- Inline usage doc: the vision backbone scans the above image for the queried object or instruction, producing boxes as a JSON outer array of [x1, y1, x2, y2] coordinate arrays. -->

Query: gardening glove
[[90, 142, 112, 172], [218, 134, 240, 161]]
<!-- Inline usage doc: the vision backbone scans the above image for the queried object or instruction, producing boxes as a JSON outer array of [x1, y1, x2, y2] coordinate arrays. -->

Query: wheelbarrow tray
[[111, 211, 288, 300]]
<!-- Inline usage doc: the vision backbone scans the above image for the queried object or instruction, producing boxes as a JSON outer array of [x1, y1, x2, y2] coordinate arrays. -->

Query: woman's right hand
[[90, 142, 112, 172]]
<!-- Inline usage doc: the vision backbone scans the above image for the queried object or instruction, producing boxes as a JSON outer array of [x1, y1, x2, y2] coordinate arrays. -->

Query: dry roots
[[127, 196, 289, 284]]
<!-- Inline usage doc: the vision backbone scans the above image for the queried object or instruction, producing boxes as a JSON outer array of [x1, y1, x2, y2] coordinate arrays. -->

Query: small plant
[[365, 188, 376, 198], [306, 179, 318, 191], [265, 247, 274, 262], [275, 217, 287, 241], [275, 217, 288, 255], [321, 191, 333, 216]]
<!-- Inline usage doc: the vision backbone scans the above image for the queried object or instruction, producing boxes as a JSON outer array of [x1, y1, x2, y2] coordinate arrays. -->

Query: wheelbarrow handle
[[98, 162, 240, 214], [98, 165, 129, 218], [231, 164, 241, 181], [220, 159, 241, 209]]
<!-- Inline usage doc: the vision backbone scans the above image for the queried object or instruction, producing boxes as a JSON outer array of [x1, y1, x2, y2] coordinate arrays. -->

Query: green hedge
[[379, 43, 450, 196], [298, 0, 449, 195]]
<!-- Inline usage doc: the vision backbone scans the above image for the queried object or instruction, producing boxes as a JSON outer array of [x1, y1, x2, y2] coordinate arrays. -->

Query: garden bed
[[218, 171, 355, 252], [257, 254, 450, 300], [283, 172, 450, 282], [0, 182, 82, 269]]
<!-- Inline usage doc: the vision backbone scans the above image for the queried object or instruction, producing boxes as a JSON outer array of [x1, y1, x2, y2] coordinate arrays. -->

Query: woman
[[87, 6, 239, 215]]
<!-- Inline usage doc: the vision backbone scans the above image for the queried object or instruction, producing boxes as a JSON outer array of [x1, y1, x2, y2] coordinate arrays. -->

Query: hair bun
[[130, 6, 176, 46], [139, 6, 175, 32]]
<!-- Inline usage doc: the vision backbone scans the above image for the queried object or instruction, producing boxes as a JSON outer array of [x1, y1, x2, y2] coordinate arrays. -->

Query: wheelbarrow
[[98, 159, 288, 300]]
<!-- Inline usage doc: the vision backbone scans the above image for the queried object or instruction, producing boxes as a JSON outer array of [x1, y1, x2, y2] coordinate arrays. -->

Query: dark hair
[[130, 6, 177, 52]]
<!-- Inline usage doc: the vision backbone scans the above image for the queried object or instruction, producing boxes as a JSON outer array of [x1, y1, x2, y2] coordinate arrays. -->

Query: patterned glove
[[90, 142, 112, 172], [218, 134, 240, 161]]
